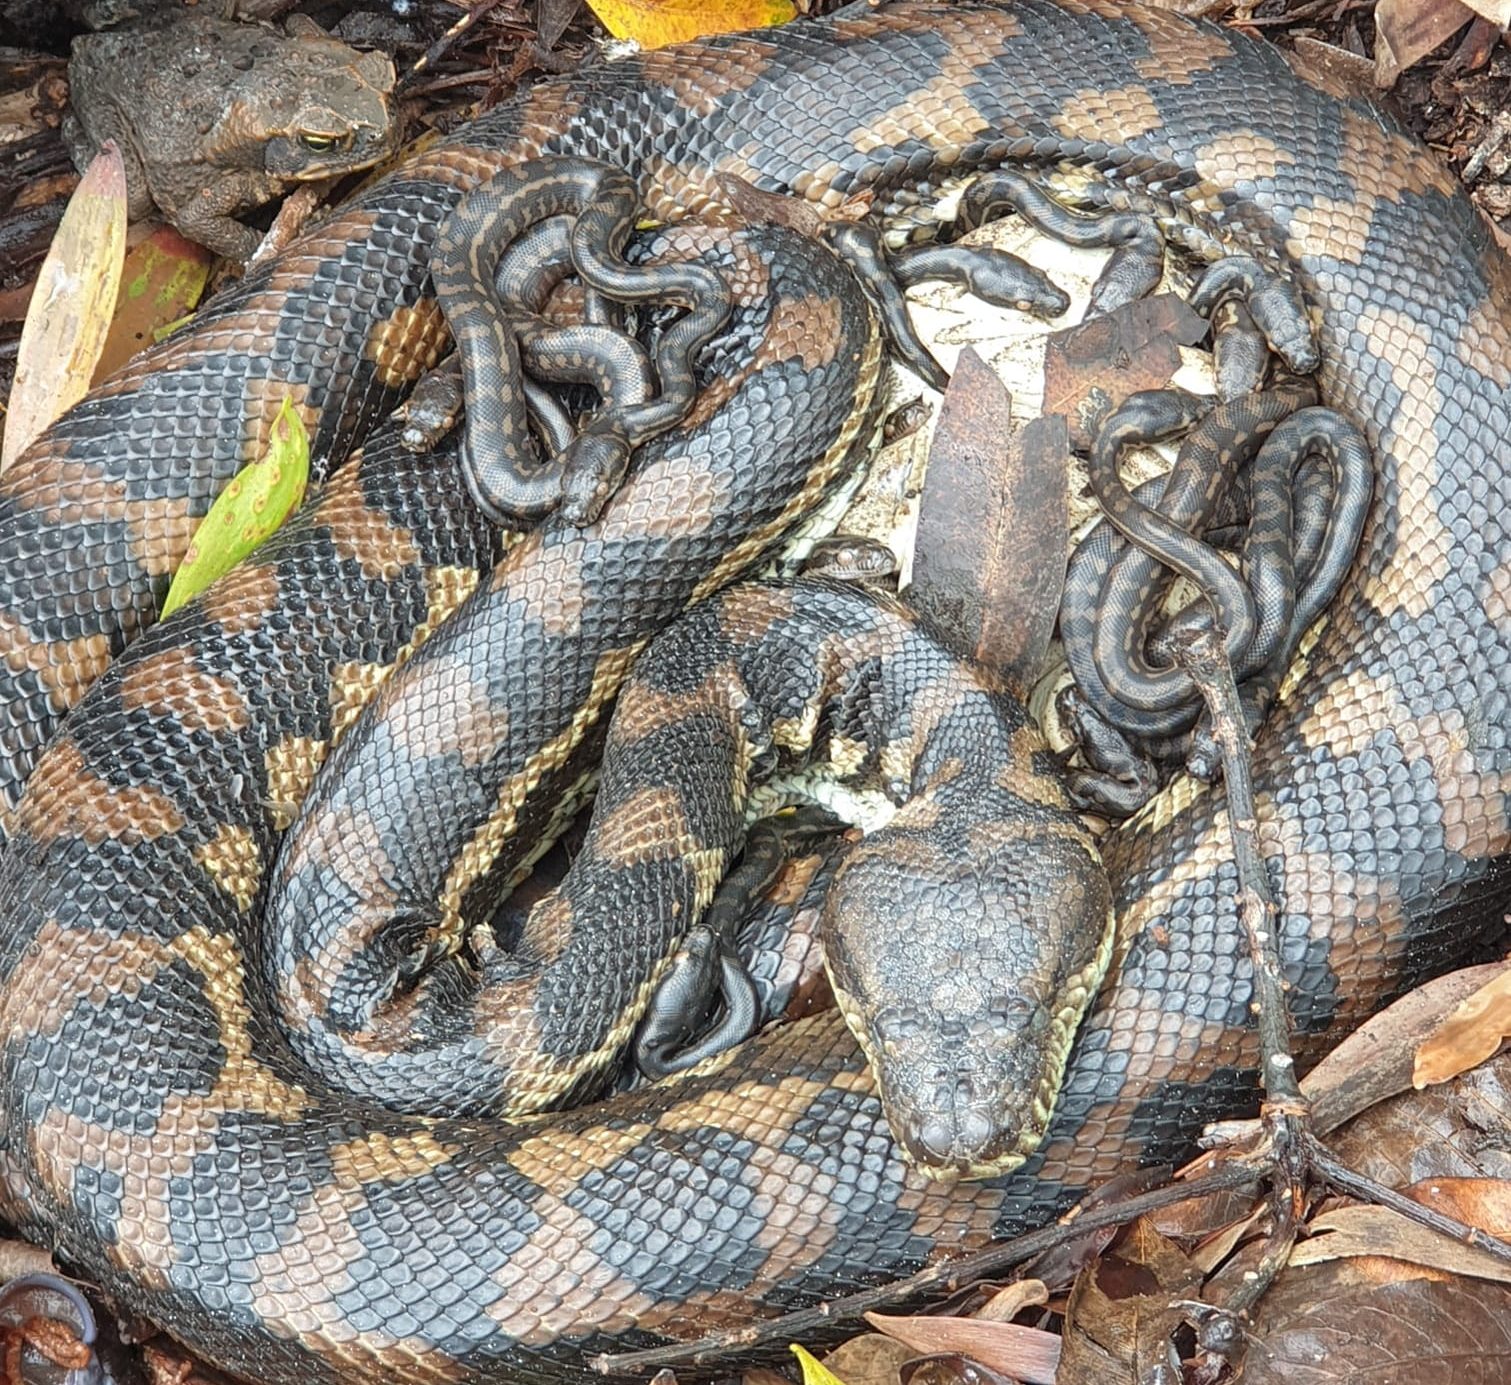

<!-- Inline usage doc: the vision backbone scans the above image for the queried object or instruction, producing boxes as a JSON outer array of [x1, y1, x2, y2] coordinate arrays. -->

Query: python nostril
[[908, 1082, 1001, 1167], [914, 1115, 958, 1162], [955, 1106, 994, 1156]]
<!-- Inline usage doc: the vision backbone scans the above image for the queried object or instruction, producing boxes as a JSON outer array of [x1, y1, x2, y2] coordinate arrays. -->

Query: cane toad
[[64, 15, 399, 261]]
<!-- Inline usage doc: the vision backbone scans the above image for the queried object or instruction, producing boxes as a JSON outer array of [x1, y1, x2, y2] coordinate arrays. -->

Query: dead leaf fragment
[[742, 1371, 792, 1385], [1206, 962, 1511, 1153], [537, 0, 583, 50], [1452, 0, 1510, 27], [1414, 961, 1511, 1088], [864, 1312, 1060, 1385], [1287, 37, 1378, 99], [820, 1333, 917, 1385], [901, 1354, 1025, 1385], [1040, 291, 1207, 451], [1309, 961, 1508, 1130], [3, 141, 126, 472], [1289, 1203, 1511, 1283], [1245, 1256, 1511, 1384], [1184, 1202, 1266, 1274], [909, 348, 1070, 686], [715, 173, 851, 235], [1025, 1166, 1177, 1292], [92, 226, 211, 385], [1328, 1048, 1511, 1191], [975, 1279, 1048, 1322], [585, 0, 795, 48], [1055, 1219, 1202, 1385], [1401, 1176, 1511, 1238], [1373, 0, 1482, 87]]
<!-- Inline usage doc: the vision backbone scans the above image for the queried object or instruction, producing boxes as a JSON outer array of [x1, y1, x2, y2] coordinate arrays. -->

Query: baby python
[[0, 0, 1509, 1381]]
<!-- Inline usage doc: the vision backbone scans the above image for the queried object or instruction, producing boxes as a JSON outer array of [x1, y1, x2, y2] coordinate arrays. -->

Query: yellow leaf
[[3, 140, 127, 472], [586, 0, 795, 49], [790, 1344, 851, 1385], [160, 399, 310, 619]]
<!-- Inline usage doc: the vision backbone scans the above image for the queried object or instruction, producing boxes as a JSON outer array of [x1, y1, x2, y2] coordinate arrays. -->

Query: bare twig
[[1464, 109, 1511, 184], [1311, 1144, 1511, 1264], [1169, 616, 1511, 1348], [408, 0, 510, 81], [1168, 623, 1309, 1326], [1170, 624, 1305, 1117]]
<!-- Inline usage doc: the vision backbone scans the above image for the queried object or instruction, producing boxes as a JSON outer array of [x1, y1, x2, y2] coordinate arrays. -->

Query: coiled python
[[0, 1, 1508, 1380], [1056, 385, 1374, 808]]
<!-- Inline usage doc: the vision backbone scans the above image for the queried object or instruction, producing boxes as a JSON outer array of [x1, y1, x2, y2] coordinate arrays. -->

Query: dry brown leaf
[[1327, 1049, 1511, 1189], [1185, 1202, 1266, 1273], [3, 141, 126, 472], [1154, 1150, 1262, 1245], [1040, 291, 1207, 450], [585, 0, 795, 49], [900, 1354, 1024, 1385], [1451, 0, 1510, 31], [1288, 1202, 1511, 1283], [820, 1333, 917, 1385], [537, 0, 582, 50], [909, 347, 1069, 686], [1025, 1167, 1178, 1292], [742, 1369, 793, 1385], [714, 172, 837, 236], [1288, 36, 1378, 97], [1202, 961, 1511, 1153], [1401, 1176, 1511, 1237], [974, 1279, 1048, 1322], [1373, 0, 1481, 87], [1244, 1257, 1511, 1384], [1414, 962, 1511, 1088], [863, 1312, 1060, 1385], [1306, 961, 1508, 1132], [1054, 1219, 1202, 1385]]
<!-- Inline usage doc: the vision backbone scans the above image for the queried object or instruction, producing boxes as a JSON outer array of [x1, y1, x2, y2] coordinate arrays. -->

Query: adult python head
[[823, 776, 1116, 1180]]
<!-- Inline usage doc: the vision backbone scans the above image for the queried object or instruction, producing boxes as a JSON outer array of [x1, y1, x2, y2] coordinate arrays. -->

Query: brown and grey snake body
[[0, 2, 1507, 1380]]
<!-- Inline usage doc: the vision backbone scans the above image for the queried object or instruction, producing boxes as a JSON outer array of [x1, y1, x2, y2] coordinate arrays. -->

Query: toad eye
[[299, 133, 344, 152]]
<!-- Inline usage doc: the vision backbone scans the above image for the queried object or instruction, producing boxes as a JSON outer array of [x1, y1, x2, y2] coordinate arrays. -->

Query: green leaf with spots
[[161, 398, 309, 619]]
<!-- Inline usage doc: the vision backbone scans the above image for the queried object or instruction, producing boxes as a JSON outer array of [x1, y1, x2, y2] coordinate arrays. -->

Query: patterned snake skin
[[0, 1, 1508, 1380]]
